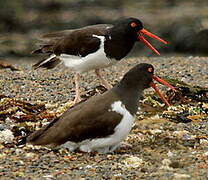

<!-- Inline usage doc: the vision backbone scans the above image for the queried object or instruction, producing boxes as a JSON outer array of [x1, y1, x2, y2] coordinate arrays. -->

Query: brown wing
[[41, 24, 112, 39], [27, 90, 122, 146], [53, 32, 101, 57], [32, 24, 112, 56]]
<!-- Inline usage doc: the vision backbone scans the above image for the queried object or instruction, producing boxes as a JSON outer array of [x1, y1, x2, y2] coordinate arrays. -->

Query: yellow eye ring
[[130, 22, 137, 27]]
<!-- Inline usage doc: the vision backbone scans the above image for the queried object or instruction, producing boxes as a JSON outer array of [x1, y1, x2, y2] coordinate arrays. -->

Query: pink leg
[[73, 73, 82, 104], [95, 69, 112, 89]]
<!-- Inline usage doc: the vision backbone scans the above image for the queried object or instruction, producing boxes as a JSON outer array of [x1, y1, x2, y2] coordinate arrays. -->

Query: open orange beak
[[137, 28, 168, 55], [150, 75, 176, 106]]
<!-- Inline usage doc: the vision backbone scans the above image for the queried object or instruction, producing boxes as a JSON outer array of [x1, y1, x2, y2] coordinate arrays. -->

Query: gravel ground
[[1, 56, 207, 104], [0, 56, 208, 179]]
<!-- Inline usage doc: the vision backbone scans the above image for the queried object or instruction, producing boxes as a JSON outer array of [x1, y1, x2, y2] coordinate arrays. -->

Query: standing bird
[[27, 63, 175, 153], [32, 17, 168, 103]]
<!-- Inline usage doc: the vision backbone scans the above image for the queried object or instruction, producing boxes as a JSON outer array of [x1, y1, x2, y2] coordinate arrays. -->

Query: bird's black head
[[112, 17, 168, 55], [118, 63, 176, 106], [119, 63, 154, 90], [113, 17, 144, 40]]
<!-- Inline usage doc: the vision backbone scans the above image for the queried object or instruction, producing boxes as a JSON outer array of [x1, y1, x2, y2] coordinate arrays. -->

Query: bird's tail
[[27, 117, 60, 146], [33, 54, 61, 69]]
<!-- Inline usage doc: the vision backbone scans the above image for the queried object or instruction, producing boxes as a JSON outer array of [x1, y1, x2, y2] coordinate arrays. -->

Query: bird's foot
[[95, 69, 112, 90], [120, 142, 132, 149], [102, 82, 113, 90], [73, 95, 82, 105]]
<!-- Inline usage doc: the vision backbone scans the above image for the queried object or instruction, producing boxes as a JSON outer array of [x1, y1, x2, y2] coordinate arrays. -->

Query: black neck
[[112, 83, 143, 115], [104, 28, 136, 60]]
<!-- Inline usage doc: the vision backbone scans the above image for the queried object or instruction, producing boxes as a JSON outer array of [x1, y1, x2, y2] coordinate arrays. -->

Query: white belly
[[59, 51, 116, 73], [59, 35, 117, 73]]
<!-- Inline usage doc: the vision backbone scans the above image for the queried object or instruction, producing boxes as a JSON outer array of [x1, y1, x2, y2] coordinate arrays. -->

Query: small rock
[[25, 152, 36, 159], [173, 173, 191, 179], [0, 124, 7, 131], [15, 149, 23, 155], [169, 161, 183, 168], [167, 151, 174, 157], [160, 159, 174, 170], [203, 151, 208, 157], [172, 130, 194, 140], [150, 114, 161, 120], [19, 160, 24, 165], [200, 139, 208, 145], [140, 167, 148, 173], [0, 153, 6, 159], [85, 165, 93, 169], [0, 129, 14, 143], [123, 156, 143, 168], [162, 159, 171, 166], [43, 174, 54, 179], [112, 173, 122, 179], [149, 129, 162, 134]]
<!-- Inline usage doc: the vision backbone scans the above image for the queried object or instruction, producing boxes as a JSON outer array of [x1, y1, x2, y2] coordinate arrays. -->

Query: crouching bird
[[32, 17, 168, 104], [27, 63, 175, 153]]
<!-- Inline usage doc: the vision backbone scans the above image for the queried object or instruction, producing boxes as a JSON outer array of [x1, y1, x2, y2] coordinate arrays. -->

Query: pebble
[[149, 129, 162, 134], [42, 175, 54, 179], [173, 173, 191, 179], [0, 129, 14, 143], [167, 151, 174, 157], [200, 139, 208, 145], [15, 149, 23, 155], [160, 159, 174, 171], [173, 130, 189, 137], [162, 159, 172, 166], [123, 156, 143, 168], [25, 152, 36, 159], [203, 151, 208, 156], [0, 124, 7, 131]]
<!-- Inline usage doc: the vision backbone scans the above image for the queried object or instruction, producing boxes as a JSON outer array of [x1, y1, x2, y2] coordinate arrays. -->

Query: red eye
[[147, 67, 153, 73], [130, 22, 137, 27]]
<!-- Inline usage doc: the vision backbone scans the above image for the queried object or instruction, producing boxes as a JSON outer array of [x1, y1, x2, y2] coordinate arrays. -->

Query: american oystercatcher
[[32, 17, 168, 103], [27, 63, 175, 153]]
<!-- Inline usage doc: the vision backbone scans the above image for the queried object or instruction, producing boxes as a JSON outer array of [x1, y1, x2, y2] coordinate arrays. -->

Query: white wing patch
[[110, 101, 135, 142]]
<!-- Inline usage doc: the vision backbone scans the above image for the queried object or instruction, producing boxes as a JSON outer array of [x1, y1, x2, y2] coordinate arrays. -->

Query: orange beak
[[138, 28, 168, 55], [150, 75, 176, 106]]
